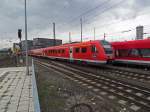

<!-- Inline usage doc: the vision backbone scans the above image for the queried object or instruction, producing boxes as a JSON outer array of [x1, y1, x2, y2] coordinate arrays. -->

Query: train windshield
[[100, 40, 113, 54]]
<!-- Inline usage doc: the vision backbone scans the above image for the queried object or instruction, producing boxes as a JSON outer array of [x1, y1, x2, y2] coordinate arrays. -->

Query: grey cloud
[[0, 0, 150, 42]]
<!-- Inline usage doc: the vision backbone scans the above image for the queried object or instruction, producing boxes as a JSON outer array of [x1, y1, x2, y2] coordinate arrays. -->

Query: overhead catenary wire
[[57, 0, 125, 37], [30, 24, 150, 40], [32, 0, 150, 41], [57, 0, 112, 28], [83, 0, 125, 24]]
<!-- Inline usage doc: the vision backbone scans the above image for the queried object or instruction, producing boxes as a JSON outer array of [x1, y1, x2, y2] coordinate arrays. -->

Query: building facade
[[33, 38, 62, 49], [136, 26, 143, 40], [18, 38, 62, 51], [20, 40, 33, 51]]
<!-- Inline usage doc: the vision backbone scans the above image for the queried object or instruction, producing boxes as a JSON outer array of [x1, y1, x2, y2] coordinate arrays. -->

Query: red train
[[111, 39, 150, 66], [29, 40, 113, 65]]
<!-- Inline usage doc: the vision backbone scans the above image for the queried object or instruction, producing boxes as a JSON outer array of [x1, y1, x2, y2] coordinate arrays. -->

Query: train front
[[100, 40, 114, 63]]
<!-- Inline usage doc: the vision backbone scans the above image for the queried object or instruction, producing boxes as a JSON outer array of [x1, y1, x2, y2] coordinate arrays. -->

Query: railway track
[[34, 59, 150, 112], [52, 60, 150, 84], [101, 65, 150, 83]]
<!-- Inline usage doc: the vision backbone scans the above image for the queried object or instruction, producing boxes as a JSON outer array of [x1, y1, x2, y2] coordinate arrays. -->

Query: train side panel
[[112, 39, 150, 66]]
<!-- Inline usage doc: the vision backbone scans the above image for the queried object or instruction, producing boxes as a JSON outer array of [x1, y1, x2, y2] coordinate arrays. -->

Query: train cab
[[69, 40, 114, 64], [100, 40, 114, 62]]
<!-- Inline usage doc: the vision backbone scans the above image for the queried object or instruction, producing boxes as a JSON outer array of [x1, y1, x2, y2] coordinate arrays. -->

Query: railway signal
[[104, 33, 106, 40], [18, 29, 22, 42]]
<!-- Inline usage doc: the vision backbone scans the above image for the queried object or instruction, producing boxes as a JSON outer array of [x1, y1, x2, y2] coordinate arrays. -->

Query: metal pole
[[53, 22, 56, 46], [80, 18, 83, 42], [94, 27, 95, 40], [25, 0, 29, 75], [69, 32, 71, 43], [104, 33, 106, 40]]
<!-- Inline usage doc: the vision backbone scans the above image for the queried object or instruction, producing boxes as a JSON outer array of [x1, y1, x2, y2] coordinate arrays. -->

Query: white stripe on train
[[44, 56, 107, 64], [115, 59, 150, 65]]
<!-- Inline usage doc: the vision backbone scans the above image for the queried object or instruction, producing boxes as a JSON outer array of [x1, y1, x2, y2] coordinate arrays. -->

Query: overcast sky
[[0, 0, 150, 48]]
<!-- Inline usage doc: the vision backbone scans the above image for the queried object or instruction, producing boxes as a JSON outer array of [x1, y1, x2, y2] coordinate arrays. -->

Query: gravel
[[34, 61, 129, 112]]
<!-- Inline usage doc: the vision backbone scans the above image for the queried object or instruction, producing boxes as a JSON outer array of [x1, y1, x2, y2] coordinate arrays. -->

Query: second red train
[[111, 39, 150, 66]]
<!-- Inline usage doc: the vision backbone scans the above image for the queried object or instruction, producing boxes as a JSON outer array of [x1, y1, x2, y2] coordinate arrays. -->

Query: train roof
[[30, 40, 110, 52], [111, 39, 150, 49], [43, 40, 104, 50]]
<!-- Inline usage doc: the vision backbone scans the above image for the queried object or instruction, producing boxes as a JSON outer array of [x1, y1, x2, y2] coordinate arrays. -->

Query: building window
[[75, 48, 80, 53], [81, 47, 87, 53]]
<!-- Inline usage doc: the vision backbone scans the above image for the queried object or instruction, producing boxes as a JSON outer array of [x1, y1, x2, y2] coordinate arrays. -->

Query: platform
[[0, 67, 34, 112]]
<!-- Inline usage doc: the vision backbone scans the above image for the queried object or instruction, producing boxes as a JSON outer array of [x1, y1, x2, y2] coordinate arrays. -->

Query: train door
[[69, 47, 73, 60], [91, 45, 98, 60]]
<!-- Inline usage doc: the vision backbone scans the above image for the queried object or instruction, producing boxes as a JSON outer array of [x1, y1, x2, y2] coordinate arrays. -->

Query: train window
[[81, 47, 87, 53], [140, 49, 150, 58], [58, 50, 61, 53], [118, 49, 130, 57], [91, 45, 96, 53], [54, 50, 57, 54], [62, 49, 65, 53], [104, 48, 113, 54], [100, 40, 110, 45], [75, 48, 80, 53], [129, 49, 140, 57], [60, 49, 63, 53]]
